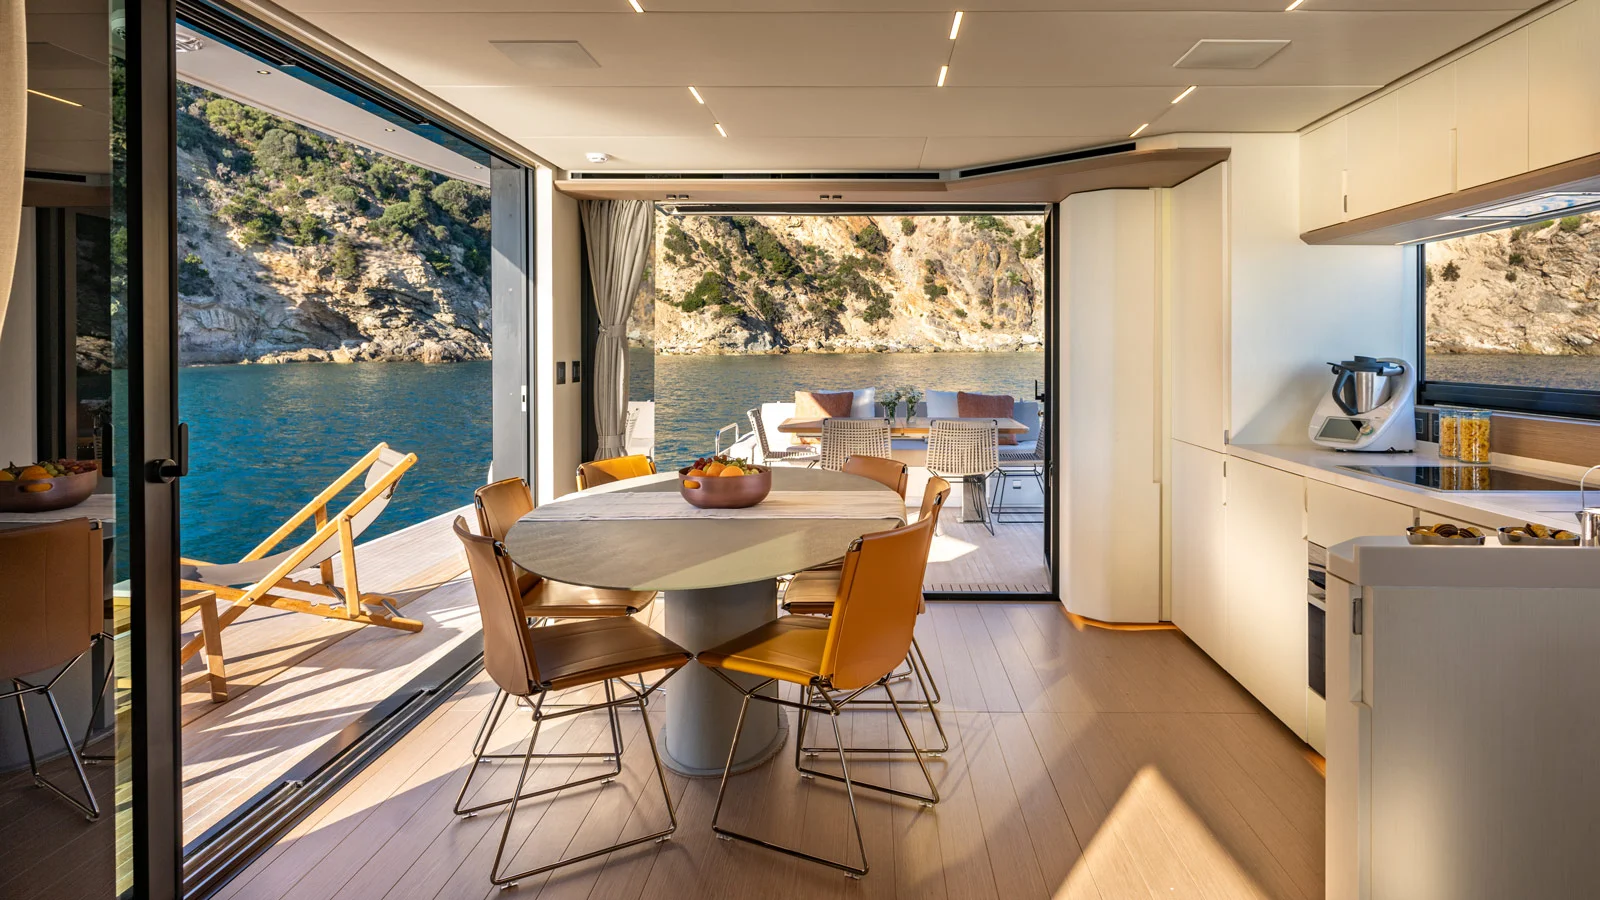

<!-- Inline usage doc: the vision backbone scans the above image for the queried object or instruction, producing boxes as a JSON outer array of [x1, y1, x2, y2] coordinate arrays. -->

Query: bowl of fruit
[[0, 459, 100, 513], [679, 456, 771, 509]]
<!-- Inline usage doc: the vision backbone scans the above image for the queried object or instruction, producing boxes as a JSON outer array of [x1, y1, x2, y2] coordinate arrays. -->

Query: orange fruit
[[682, 479, 701, 489], [687, 468, 706, 477], [21, 483, 51, 493], [18, 465, 48, 480], [719, 468, 744, 477], [705, 461, 726, 476]]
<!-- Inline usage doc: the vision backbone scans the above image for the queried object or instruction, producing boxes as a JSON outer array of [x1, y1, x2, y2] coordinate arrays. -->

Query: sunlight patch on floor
[[927, 533, 979, 562], [1066, 764, 1273, 899]]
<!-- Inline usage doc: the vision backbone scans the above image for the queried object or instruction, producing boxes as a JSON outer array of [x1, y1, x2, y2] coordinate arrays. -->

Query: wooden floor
[[179, 508, 478, 841], [216, 602, 1326, 900], [913, 468, 1052, 594]]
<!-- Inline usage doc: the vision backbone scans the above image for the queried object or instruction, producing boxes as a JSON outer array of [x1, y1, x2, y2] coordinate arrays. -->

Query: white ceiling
[[25, 0, 113, 175], [275, 0, 1541, 172]]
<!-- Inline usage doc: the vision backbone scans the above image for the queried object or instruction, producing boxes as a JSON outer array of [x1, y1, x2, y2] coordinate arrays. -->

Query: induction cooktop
[[1338, 465, 1580, 492]]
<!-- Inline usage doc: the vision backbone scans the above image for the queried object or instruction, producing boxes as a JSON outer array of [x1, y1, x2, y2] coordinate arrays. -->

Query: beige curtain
[[0, 2, 26, 344], [579, 199, 653, 460]]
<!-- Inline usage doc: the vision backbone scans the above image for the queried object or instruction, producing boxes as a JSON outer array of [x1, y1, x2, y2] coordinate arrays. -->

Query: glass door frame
[[126, 0, 184, 896]]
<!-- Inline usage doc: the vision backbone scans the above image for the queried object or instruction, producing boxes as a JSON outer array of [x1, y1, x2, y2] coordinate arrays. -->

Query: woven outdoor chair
[[992, 422, 1046, 523], [926, 418, 999, 535], [820, 417, 891, 472]]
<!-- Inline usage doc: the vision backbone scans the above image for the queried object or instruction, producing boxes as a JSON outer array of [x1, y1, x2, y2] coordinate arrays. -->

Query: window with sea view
[[1423, 215, 1600, 413], [632, 213, 1047, 468]]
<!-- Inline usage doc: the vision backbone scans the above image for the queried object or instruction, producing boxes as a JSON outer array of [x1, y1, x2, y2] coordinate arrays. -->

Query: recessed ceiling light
[[256, 69, 272, 75], [175, 33, 204, 53], [688, 86, 704, 104], [1171, 85, 1197, 104], [949, 11, 964, 40], [714, 122, 727, 138], [1129, 123, 1149, 138], [26, 88, 82, 107], [383, 127, 396, 132], [627, 0, 643, 11], [1285, 0, 1306, 9], [937, 65, 949, 87]]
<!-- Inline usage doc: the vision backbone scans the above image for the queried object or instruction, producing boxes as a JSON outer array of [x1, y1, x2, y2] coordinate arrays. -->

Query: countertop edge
[[1225, 443, 1581, 532]]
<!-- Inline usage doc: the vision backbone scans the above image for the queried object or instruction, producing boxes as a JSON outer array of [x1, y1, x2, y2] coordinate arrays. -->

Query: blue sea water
[[164, 351, 1045, 564]]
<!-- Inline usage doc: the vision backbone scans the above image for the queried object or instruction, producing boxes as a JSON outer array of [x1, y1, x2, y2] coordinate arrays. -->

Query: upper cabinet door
[[1169, 163, 1229, 453], [1345, 94, 1399, 220], [1530, 0, 1600, 170], [1300, 118, 1347, 233], [1393, 65, 1457, 208], [1455, 30, 1530, 189]]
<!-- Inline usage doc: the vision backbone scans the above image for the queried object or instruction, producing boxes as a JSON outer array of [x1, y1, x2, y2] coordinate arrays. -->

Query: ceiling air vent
[[1173, 39, 1289, 70], [492, 41, 600, 70]]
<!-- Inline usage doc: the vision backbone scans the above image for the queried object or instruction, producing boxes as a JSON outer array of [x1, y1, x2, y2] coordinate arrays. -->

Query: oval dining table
[[502, 466, 906, 776]]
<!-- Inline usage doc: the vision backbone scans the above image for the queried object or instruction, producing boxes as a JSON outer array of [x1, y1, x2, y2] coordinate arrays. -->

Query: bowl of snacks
[[1407, 523, 1486, 545], [0, 459, 100, 513], [1496, 523, 1580, 546], [679, 456, 771, 509]]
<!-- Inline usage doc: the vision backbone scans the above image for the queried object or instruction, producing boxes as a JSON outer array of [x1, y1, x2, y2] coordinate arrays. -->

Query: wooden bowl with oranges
[[0, 460, 100, 513], [678, 456, 771, 509]]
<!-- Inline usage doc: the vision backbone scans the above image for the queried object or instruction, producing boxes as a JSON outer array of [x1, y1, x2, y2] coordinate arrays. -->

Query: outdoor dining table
[[502, 467, 906, 776], [777, 415, 1030, 437]]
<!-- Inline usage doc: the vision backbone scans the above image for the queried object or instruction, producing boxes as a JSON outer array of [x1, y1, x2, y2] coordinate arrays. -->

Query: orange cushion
[[957, 391, 1017, 444], [795, 390, 854, 419]]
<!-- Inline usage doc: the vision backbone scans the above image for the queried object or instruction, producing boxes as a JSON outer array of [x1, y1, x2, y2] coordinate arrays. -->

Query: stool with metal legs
[[698, 509, 942, 878], [0, 519, 106, 820], [782, 475, 951, 756], [450, 517, 692, 889]]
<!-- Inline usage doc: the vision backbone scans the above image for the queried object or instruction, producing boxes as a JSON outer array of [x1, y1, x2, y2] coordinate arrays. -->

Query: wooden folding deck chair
[[178, 443, 423, 667]]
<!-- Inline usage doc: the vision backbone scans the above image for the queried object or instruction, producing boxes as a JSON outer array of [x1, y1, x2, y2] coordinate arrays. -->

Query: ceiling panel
[[291, 0, 1535, 12], [272, 0, 1544, 172], [527, 136, 931, 171], [918, 135, 1125, 169], [426, 86, 719, 136], [1147, 84, 1375, 132], [951, 10, 1522, 86], [707, 86, 1177, 137], [300, 12, 951, 87]]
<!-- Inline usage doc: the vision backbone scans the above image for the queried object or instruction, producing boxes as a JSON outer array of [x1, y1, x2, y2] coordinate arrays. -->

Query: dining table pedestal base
[[659, 580, 787, 777]]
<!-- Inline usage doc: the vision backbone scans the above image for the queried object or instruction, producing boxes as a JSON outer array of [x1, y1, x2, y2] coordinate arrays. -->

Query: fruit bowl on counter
[[0, 460, 100, 513], [678, 456, 771, 509]]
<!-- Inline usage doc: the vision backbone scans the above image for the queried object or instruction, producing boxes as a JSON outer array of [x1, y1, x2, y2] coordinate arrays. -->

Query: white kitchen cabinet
[[1392, 66, 1457, 207], [1530, 0, 1600, 170], [1170, 440, 1228, 666], [1307, 479, 1414, 549], [1168, 163, 1229, 452], [1223, 456, 1308, 738], [1299, 118, 1347, 233], [1455, 30, 1530, 189], [1345, 94, 1399, 220]]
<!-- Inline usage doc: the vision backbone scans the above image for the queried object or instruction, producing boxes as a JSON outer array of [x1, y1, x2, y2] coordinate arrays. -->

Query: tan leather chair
[[575, 454, 656, 492], [451, 517, 690, 889], [781, 477, 950, 755], [0, 519, 106, 820], [697, 505, 943, 877], [474, 478, 655, 619], [841, 454, 908, 498]]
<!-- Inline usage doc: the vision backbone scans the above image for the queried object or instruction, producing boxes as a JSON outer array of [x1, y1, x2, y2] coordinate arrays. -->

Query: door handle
[[146, 422, 189, 484]]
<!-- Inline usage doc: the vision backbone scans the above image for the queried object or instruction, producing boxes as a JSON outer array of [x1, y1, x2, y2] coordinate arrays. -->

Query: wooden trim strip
[[1490, 412, 1600, 469]]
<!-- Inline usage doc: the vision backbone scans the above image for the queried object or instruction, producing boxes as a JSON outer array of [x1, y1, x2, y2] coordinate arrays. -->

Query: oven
[[1306, 541, 1328, 754]]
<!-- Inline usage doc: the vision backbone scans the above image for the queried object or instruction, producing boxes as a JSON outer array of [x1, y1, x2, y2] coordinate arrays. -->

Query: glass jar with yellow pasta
[[1437, 406, 1460, 459], [1459, 409, 1492, 464]]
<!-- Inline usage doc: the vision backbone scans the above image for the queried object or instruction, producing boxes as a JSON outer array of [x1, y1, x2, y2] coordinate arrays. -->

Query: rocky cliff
[[174, 84, 492, 365], [635, 213, 1045, 354], [1426, 213, 1600, 356]]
